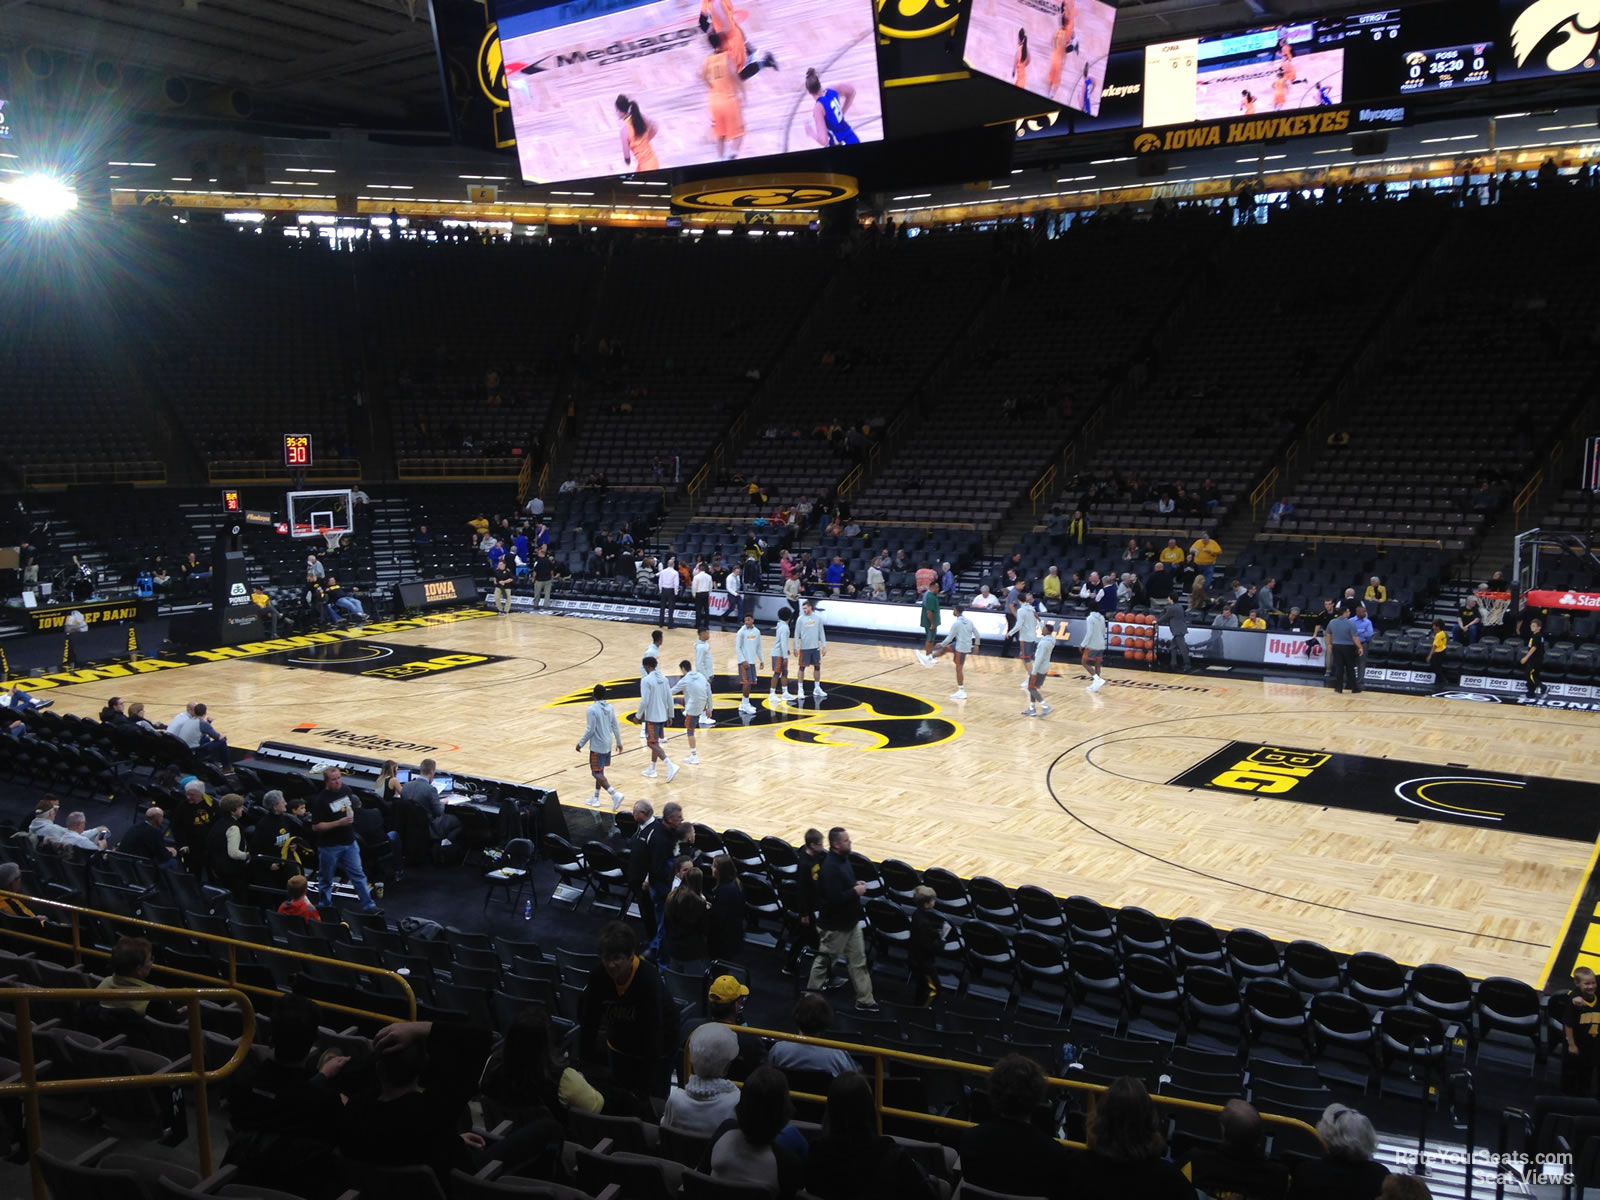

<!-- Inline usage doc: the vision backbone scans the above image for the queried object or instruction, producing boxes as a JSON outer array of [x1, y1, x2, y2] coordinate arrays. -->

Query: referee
[[1325, 608, 1362, 694]]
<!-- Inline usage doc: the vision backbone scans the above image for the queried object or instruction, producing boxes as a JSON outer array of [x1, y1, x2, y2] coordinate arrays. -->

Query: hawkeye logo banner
[[545, 676, 961, 752], [1169, 740, 1600, 842], [1135, 109, 1351, 153], [263, 641, 506, 681]]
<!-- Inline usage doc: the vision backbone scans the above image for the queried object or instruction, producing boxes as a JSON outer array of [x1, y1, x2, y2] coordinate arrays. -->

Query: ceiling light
[[0, 173, 79, 219]]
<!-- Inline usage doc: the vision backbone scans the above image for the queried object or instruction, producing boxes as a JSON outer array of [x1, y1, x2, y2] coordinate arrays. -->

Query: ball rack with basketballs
[[1109, 612, 1159, 665]]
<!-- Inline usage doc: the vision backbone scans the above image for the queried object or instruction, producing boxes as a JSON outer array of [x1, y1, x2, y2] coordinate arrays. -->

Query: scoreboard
[[1401, 44, 1492, 92], [283, 434, 313, 468]]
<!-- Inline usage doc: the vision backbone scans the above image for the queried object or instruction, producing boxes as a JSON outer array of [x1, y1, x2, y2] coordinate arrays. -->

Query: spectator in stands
[[1456, 597, 1482, 645], [28, 796, 64, 845], [865, 556, 886, 599], [1123, 539, 1142, 562], [909, 885, 948, 1008], [204, 794, 251, 899], [1077, 1076, 1195, 1197], [915, 561, 937, 594], [310, 765, 381, 914], [1067, 510, 1089, 544], [1184, 1099, 1289, 1200], [972, 584, 998, 610], [1214, 603, 1240, 630], [480, 1003, 606, 1126], [580, 921, 676, 1107], [664, 1023, 743, 1136], [1189, 531, 1222, 585], [305, 552, 326, 582], [960, 1054, 1075, 1199], [249, 584, 281, 638], [401, 757, 460, 848], [665, 865, 711, 974], [99, 696, 128, 725], [769, 994, 858, 1076], [1043, 567, 1062, 607], [57, 810, 108, 855], [805, 1071, 936, 1199], [120, 805, 176, 865], [1352, 603, 1375, 651], [1289, 1104, 1389, 1199], [169, 701, 230, 766], [1189, 574, 1210, 613], [181, 550, 211, 595], [681, 976, 765, 1081], [413, 523, 432, 549], [224, 994, 345, 1192], [276, 875, 321, 922], [1269, 497, 1295, 521], [1425, 619, 1449, 669], [705, 1066, 802, 1197], [1241, 610, 1267, 631], [708, 854, 745, 960], [151, 563, 172, 594], [1235, 583, 1259, 617], [939, 561, 956, 596], [1258, 577, 1277, 617], [1365, 576, 1388, 603], [1159, 539, 1184, 566], [0, 862, 40, 921], [805, 826, 878, 1012], [1563, 965, 1600, 1095], [253, 792, 302, 857], [96, 936, 179, 1020], [170, 780, 215, 865]]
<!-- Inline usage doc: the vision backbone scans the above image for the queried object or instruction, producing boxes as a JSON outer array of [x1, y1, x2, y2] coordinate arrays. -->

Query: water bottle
[[522, 899, 533, 921]]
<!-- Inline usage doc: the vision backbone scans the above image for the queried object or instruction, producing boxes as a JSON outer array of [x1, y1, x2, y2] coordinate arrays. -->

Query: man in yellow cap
[[678, 974, 764, 1081]]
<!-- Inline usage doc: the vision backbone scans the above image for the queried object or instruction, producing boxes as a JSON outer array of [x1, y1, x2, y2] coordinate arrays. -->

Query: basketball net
[[322, 529, 345, 555], [1476, 590, 1511, 626]]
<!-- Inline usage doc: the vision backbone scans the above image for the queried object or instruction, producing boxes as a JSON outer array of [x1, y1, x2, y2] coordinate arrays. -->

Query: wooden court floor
[[35, 610, 1600, 984]]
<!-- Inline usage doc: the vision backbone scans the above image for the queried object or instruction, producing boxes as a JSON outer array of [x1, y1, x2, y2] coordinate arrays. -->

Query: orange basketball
[[1116, 612, 1128, 623], [1111, 635, 1123, 646]]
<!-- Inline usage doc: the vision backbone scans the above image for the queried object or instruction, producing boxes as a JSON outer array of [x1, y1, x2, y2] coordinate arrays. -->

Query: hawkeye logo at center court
[[545, 677, 961, 752]]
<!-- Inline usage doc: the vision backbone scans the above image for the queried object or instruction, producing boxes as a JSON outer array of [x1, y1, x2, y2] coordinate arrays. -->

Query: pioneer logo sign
[[1170, 740, 1600, 841], [514, 27, 698, 73], [1135, 109, 1351, 153]]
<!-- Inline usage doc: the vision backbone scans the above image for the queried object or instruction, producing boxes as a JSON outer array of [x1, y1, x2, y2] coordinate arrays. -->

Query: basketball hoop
[[1476, 590, 1511, 626], [322, 529, 345, 555]]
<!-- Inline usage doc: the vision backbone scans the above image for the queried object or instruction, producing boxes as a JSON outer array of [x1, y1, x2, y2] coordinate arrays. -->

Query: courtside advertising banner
[[494, 0, 883, 182]]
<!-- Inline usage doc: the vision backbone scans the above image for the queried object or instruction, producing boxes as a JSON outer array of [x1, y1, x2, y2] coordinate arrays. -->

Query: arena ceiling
[[1, 0, 1423, 130]]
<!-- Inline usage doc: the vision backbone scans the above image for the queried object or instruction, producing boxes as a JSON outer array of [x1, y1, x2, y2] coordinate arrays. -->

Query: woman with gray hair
[[1288, 1103, 1390, 1199], [661, 1022, 741, 1136], [0, 861, 41, 921]]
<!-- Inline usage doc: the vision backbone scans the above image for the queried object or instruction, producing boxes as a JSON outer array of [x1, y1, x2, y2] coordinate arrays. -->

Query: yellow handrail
[[687, 459, 713, 509], [715, 1025, 1325, 1151], [1513, 469, 1544, 528], [207, 460, 361, 484], [396, 457, 523, 481], [1030, 464, 1058, 515], [0, 985, 255, 1199], [1250, 466, 1281, 521], [23, 462, 168, 489], [517, 456, 533, 505], [0, 890, 416, 1027], [836, 464, 864, 500]]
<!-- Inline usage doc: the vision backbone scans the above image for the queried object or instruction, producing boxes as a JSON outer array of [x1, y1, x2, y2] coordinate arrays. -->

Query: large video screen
[[494, 0, 882, 182], [1143, 20, 1347, 127], [962, 0, 1118, 115]]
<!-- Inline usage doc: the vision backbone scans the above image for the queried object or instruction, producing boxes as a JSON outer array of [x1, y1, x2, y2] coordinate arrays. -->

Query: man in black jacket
[[579, 921, 678, 1110], [802, 826, 878, 1011], [782, 827, 826, 976], [119, 806, 176, 867]]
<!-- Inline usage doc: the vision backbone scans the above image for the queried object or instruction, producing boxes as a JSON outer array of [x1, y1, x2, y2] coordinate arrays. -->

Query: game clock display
[[1402, 42, 1492, 91], [283, 434, 313, 468]]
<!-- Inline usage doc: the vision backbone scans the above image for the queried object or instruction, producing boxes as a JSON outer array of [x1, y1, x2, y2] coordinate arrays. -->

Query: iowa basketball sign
[[673, 173, 858, 209], [1134, 108, 1351, 152]]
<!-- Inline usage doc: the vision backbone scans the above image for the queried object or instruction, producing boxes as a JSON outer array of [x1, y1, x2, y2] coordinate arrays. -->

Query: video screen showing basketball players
[[1143, 22, 1345, 127], [962, 0, 1117, 115], [494, 0, 882, 182]]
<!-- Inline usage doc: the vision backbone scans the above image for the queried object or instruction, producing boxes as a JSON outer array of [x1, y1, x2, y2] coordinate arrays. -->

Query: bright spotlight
[[0, 174, 79, 219]]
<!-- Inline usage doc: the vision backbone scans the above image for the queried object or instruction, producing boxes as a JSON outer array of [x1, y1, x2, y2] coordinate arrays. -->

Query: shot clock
[[283, 434, 313, 468]]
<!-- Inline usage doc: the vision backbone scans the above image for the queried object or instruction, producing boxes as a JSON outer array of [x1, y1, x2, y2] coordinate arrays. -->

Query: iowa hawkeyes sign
[[545, 677, 961, 752], [673, 173, 859, 210]]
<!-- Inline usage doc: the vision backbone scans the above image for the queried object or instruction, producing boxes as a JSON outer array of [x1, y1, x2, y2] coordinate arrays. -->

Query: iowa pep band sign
[[672, 173, 859, 210]]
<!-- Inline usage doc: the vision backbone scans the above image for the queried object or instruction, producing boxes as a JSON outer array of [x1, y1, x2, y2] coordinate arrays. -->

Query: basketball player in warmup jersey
[[1022, 623, 1059, 717], [1012, 591, 1040, 689], [735, 613, 762, 714], [671, 659, 712, 765], [1013, 29, 1030, 90], [918, 602, 980, 700], [704, 32, 745, 161], [575, 684, 625, 809], [1240, 89, 1257, 114], [805, 69, 859, 146], [1277, 39, 1296, 84], [700, 0, 778, 79], [615, 95, 659, 172], [769, 607, 795, 703], [1271, 68, 1288, 110], [794, 600, 827, 700], [693, 628, 717, 727]]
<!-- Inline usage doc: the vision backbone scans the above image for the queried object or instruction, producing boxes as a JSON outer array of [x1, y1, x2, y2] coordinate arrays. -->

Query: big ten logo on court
[[674, 174, 859, 210], [363, 653, 492, 681], [1208, 746, 1331, 794], [477, 24, 510, 107], [876, 0, 963, 39], [1511, 0, 1600, 72], [544, 678, 962, 752]]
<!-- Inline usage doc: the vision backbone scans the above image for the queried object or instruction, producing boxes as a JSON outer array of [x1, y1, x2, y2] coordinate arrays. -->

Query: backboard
[[286, 489, 354, 540]]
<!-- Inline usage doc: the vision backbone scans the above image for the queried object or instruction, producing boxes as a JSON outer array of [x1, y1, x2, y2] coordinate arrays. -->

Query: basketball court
[[962, 0, 1116, 113], [22, 608, 1599, 987], [1195, 48, 1343, 119], [500, 0, 882, 179]]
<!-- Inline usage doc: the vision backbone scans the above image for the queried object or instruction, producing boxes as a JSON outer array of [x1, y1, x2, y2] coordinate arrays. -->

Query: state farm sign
[[1524, 590, 1600, 610]]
